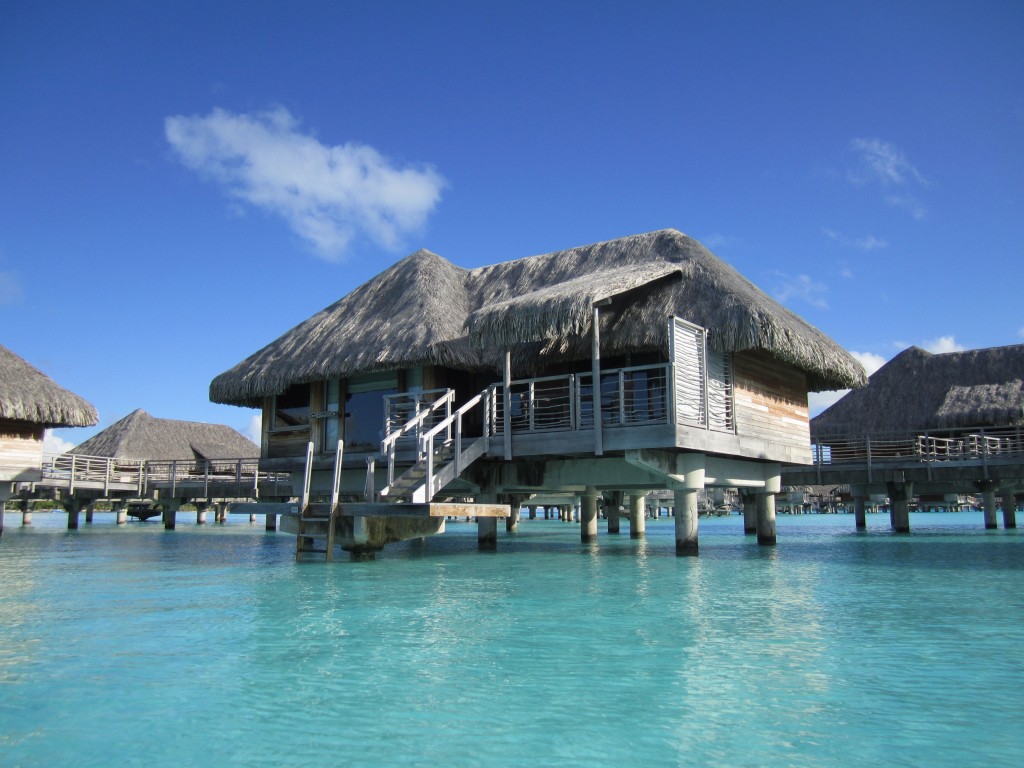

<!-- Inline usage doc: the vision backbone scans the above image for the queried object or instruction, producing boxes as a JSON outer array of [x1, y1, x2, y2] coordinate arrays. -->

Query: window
[[343, 372, 399, 451], [272, 384, 310, 430]]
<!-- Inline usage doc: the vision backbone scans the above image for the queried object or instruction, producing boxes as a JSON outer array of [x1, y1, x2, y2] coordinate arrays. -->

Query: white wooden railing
[[39, 453, 287, 497], [488, 363, 673, 436], [812, 426, 1024, 475], [380, 389, 455, 488]]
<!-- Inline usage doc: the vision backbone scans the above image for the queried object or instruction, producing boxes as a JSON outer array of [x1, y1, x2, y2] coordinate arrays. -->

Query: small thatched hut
[[70, 409, 258, 462], [1, 344, 98, 491], [812, 344, 1024, 437]]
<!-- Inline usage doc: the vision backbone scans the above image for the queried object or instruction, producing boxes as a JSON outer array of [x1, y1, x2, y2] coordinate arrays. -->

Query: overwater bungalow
[[0, 344, 98, 526], [70, 408, 258, 463], [788, 344, 1024, 530], [210, 229, 866, 556]]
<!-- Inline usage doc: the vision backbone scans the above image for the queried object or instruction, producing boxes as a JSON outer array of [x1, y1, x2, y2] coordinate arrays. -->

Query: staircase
[[380, 388, 493, 504]]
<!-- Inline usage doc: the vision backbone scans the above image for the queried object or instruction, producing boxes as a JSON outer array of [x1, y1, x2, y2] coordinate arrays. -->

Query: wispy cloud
[[848, 138, 926, 187], [165, 106, 446, 260], [0, 271, 22, 305], [847, 138, 928, 219], [1018, 327, 1024, 339], [701, 233, 742, 250], [822, 228, 888, 251], [922, 335, 965, 354], [772, 272, 829, 309]]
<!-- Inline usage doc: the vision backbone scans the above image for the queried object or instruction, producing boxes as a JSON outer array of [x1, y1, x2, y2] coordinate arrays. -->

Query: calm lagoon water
[[1, 511, 1022, 768]]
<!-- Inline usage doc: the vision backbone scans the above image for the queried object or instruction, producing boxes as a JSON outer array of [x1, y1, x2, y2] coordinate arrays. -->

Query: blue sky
[[2, 0, 1022, 451]]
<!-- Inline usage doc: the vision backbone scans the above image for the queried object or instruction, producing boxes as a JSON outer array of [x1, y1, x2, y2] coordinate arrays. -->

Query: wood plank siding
[[0, 419, 45, 481], [732, 350, 811, 458]]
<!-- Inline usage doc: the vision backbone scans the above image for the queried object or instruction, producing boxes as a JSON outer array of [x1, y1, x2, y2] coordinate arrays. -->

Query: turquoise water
[[1, 511, 1022, 768]]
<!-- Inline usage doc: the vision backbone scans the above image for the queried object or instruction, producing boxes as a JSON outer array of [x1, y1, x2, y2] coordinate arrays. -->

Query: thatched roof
[[69, 409, 258, 461], [0, 344, 98, 427], [211, 229, 867, 406], [812, 344, 1024, 436]]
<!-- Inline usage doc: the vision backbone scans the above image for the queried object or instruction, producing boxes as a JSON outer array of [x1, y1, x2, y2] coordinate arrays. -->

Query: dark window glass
[[273, 384, 310, 429], [344, 389, 396, 450]]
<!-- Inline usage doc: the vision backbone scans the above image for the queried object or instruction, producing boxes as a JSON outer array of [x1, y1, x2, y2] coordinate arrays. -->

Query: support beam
[[581, 487, 599, 543], [67, 498, 81, 530], [85, 503, 95, 524], [674, 488, 698, 556], [629, 493, 646, 539], [888, 482, 912, 533], [1001, 490, 1018, 530], [115, 501, 127, 525], [163, 501, 180, 531], [506, 506, 520, 533], [741, 491, 756, 534], [756, 492, 777, 545], [266, 513, 277, 531], [854, 495, 867, 530], [607, 491, 621, 534], [982, 487, 998, 529]]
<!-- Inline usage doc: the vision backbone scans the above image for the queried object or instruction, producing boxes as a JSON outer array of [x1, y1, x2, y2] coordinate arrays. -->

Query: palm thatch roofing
[[0, 344, 98, 428], [211, 229, 867, 407], [69, 409, 258, 461], [812, 344, 1024, 437]]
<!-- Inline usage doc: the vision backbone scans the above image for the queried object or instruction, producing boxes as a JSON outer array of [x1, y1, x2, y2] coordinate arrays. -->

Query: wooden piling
[[581, 489, 599, 542], [1001, 490, 1018, 530], [674, 488, 698, 556], [629, 493, 645, 539], [756, 492, 777, 545]]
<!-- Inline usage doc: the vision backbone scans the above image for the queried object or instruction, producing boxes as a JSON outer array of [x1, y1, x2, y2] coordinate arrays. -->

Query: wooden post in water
[[506, 504, 520, 533], [887, 482, 912, 533], [581, 487, 599, 542], [477, 493, 498, 550], [21, 493, 31, 526], [852, 488, 867, 530], [1001, 489, 1018, 530], [606, 491, 621, 534], [163, 500, 180, 530], [756, 492, 777, 545], [67, 497, 81, 529], [629, 493, 646, 539], [528, 505, 536, 520], [982, 486, 998, 529], [115, 501, 127, 525], [85, 502, 95, 524], [741, 491, 756, 534], [674, 488, 699, 556]]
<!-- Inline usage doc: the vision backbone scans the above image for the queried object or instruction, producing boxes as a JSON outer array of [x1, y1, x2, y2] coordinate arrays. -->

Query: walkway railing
[[39, 453, 288, 498], [812, 426, 1024, 468]]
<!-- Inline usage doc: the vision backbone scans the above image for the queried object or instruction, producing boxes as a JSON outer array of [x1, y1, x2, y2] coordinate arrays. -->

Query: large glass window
[[272, 384, 310, 430], [323, 379, 341, 450], [343, 372, 399, 451]]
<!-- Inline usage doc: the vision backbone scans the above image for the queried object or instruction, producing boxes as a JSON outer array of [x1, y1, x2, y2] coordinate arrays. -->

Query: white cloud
[[165, 106, 446, 260], [1018, 327, 1024, 339], [808, 389, 848, 416], [922, 335, 965, 354], [0, 271, 22, 305], [43, 430, 76, 454], [243, 413, 262, 444], [822, 228, 888, 251], [848, 138, 926, 187], [851, 350, 887, 376], [772, 272, 829, 309], [808, 350, 888, 417]]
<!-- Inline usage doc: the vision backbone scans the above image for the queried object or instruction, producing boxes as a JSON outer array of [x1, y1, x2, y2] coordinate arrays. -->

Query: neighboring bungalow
[[210, 229, 866, 556], [70, 409, 258, 462], [791, 344, 1024, 530], [1, 344, 98, 518]]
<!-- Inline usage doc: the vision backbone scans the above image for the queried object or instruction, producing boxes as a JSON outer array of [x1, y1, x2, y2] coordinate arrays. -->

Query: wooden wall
[[732, 351, 810, 451], [0, 418, 45, 481]]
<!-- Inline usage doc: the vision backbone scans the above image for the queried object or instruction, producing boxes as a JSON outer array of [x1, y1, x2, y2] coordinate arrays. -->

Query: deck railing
[[812, 426, 1024, 468], [488, 363, 673, 436], [39, 453, 287, 498]]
